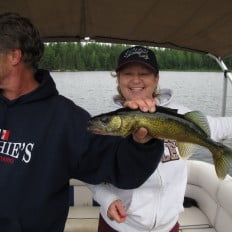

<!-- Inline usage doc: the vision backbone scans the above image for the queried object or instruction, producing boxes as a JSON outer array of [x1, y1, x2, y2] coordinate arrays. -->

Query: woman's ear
[[116, 75, 120, 84], [155, 74, 159, 84]]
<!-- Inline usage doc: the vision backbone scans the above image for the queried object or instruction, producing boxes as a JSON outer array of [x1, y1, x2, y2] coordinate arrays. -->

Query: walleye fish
[[87, 106, 232, 179]]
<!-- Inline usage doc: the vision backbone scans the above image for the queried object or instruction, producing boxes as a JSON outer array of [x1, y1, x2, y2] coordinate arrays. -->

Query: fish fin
[[212, 145, 232, 179], [184, 111, 211, 136], [177, 142, 196, 159]]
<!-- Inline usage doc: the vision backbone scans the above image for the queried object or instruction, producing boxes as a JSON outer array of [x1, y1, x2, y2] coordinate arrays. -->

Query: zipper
[[150, 169, 164, 231]]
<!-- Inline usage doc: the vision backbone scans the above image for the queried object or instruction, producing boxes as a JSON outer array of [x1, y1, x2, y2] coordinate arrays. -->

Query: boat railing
[[207, 54, 232, 116]]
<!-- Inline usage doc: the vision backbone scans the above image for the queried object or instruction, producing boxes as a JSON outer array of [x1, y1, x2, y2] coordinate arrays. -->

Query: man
[[0, 13, 164, 231]]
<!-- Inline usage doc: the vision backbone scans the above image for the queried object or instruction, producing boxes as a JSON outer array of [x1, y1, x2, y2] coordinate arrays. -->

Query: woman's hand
[[107, 199, 127, 223], [123, 98, 156, 112], [124, 99, 156, 143]]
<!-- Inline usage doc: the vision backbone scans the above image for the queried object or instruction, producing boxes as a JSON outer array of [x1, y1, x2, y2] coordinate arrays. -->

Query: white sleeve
[[87, 183, 120, 214], [167, 101, 232, 142], [207, 116, 232, 141]]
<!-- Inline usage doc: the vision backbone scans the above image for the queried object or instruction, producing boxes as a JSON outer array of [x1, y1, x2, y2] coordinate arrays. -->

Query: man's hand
[[133, 127, 152, 143], [124, 99, 156, 143], [107, 199, 127, 223]]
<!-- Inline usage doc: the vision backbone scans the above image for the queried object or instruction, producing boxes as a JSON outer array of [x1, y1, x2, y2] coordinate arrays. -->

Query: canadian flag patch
[[0, 129, 10, 141]]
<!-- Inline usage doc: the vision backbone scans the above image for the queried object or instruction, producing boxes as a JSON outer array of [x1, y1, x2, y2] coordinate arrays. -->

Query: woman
[[88, 46, 232, 232]]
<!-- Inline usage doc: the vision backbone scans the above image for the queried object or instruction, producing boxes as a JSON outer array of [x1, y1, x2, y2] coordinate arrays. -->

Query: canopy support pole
[[207, 54, 232, 116]]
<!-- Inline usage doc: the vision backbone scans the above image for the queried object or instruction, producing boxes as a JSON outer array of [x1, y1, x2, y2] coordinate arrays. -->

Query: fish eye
[[101, 116, 110, 123]]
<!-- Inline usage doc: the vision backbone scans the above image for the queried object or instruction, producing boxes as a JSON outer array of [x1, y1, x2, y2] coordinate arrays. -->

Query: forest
[[39, 43, 232, 71]]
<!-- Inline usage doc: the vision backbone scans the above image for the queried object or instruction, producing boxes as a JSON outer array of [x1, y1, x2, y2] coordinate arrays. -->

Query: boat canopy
[[1, 0, 232, 58]]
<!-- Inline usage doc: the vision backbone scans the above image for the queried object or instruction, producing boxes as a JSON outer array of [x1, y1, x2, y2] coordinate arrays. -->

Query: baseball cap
[[116, 46, 159, 74]]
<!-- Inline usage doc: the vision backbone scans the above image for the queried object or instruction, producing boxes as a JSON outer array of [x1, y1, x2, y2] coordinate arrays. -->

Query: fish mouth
[[88, 127, 107, 135], [87, 121, 108, 135]]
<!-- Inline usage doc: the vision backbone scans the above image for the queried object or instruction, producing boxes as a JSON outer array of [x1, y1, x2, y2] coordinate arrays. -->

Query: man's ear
[[10, 49, 22, 66]]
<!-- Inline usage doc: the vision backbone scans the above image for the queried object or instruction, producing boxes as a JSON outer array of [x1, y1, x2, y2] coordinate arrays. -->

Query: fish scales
[[134, 111, 212, 148]]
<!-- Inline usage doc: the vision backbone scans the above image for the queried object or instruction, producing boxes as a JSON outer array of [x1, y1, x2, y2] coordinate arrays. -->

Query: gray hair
[[0, 12, 44, 71]]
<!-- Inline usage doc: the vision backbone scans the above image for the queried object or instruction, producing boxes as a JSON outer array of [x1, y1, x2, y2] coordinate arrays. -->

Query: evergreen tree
[[39, 42, 232, 71]]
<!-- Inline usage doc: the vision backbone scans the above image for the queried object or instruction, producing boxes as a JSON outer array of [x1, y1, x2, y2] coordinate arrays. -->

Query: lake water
[[51, 71, 232, 175]]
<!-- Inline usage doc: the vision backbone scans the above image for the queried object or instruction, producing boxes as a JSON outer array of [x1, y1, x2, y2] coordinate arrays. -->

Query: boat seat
[[183, 160, 232, 232], [64, 206, 99, 232], [64, 179, 100, 232], [179, 206, 216, 232], [180, 228, 216, 232]]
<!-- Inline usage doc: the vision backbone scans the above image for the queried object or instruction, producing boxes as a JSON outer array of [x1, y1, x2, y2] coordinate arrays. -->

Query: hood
[[0, 69, 58, 106], [156, 88, 173, 106]]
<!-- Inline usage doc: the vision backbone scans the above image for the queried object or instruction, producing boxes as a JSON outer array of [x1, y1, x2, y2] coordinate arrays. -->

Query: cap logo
[[123, 47, 149, 60]]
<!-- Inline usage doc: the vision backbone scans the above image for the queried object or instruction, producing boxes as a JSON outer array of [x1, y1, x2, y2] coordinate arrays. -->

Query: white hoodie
[[88, 88, 232, 232]]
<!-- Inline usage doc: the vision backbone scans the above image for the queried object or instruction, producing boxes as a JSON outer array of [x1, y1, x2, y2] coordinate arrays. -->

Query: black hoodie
[[0, 69, 164, 232]]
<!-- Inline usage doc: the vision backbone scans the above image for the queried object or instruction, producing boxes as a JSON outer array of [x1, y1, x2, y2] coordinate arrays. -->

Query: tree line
[[39, 43, 232, 71]]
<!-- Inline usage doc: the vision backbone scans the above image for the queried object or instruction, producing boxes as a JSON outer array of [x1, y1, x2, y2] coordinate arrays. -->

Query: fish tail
[[211, 144, 232, 179]]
